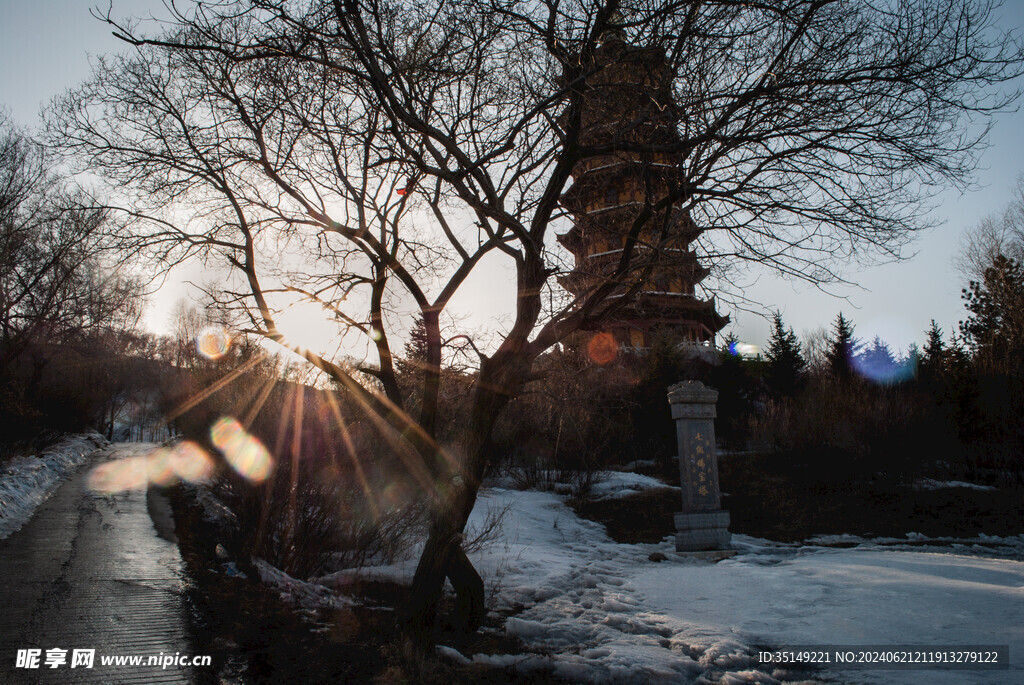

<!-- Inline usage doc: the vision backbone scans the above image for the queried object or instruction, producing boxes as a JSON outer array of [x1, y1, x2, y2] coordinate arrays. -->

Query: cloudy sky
[[3, 0, 1023, 353]]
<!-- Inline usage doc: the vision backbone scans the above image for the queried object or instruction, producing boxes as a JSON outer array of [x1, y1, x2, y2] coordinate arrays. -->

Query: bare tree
[[958, 174, 1024, 282], [0, 112, 144, 444], [0, 112, 141, 372], [48, 0, 1022, 635]]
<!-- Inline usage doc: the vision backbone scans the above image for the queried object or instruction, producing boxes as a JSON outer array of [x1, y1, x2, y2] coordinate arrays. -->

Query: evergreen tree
[[825, 313, 858, 382], [959, 253, 1024, 371], [923, 320, 945, 363], [920, 320, 947, 378], [396, 315, 429, 377], [712, 332, 759, 447], [721, 332, 740, 356], [857, 335, 900, 383], [947, 333, 973, 374], [905, 342, 921, 380], [764, 311, 805, 397]]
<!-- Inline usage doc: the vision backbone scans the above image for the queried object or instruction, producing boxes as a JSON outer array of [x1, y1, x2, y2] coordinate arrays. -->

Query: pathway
[[0, 443, 201, 684]]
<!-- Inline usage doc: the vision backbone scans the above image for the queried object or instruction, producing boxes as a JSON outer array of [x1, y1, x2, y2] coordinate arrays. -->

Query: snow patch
[[317, 556, 420, 589], [188, 482, 240, 530], [435, 645, 470, 665], [587, 471, 678, 500], [253, 558, 355, 610], [914, 478, 997, 491], [0, 432, 108, 540], [226, 477, 1021, 684], [459, 487, 1024, 684]]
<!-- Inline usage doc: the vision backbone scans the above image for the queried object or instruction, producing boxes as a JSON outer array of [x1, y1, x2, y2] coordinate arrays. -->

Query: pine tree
[[920, 320, 947, 378], [857, 335, 900, 383], [397, 315, 429, 377], [712, 332, 758, 447], [905, 342, 921, 380], [923, 320, 945, 362], [826, 313, 858, 382], [721, 332, 740, 356], [764, 311, 806, 397], [959, 253, 1024, 371]]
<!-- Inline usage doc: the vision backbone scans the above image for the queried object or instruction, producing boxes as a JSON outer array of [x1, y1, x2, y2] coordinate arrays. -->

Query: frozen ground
[[321, 473, 1023, 684], [0, 432, 108, 540], [586, 471, 679, 500], [913, 478, 997, 492]]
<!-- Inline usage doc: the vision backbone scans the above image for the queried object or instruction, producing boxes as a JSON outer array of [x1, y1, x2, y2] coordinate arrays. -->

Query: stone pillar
[[668, 381, 732, 554]]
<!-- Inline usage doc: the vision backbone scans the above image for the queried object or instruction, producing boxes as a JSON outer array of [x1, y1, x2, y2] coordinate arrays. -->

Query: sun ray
[[353, 397, 440, 504], [324, 390, 380, 520], [287, 384, 304, 543], [166, 356, 263, 421], [272, 381, 297, 461], [269, 382, 297, 546], [243, 374, 278, 430]]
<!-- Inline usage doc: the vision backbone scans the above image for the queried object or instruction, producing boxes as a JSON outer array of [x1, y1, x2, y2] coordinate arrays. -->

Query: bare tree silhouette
[[47, 0, 1023, 635]]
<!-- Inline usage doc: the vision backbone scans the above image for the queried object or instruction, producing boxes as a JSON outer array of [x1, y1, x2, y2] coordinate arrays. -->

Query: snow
[[269, 471, 1023, 683], [450, 488, 1024, 684], [319, 559, 420, 589], [914, 478, 997, 492], [253, 558, 354, 611], [587, 471, 679, 500], [187, 480, 240, 530], [0, 432, 108, 540]]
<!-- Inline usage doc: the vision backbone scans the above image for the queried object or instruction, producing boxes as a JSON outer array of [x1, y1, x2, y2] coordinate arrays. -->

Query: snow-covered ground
[[318, 472, 1024, 684], [0, 432, 108, 540], [466, 487, 1023, 684], [914, 478, 997, 492], [586, 471, 679, 500]]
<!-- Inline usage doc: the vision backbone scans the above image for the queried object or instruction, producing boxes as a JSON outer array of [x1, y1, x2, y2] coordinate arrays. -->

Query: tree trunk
[[420, 309, 442, 438], [406, 354, 523, 639], [447, 546, 485, 631], [407, 497, 485, 636]]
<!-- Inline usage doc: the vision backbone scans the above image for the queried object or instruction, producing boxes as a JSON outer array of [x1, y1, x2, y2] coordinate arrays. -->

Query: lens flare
[[851, 353, 916, 385], [88, 455, 150, 492], [87, 441, 216, 493], [210, 416, 274, 483], [169, 441, 216, 481], [587, 332, 618, 365], [728, 342, 759, 358], [196, 326, 231, 360], [379, 481, 409, 512], [146, 448, 177, 485]]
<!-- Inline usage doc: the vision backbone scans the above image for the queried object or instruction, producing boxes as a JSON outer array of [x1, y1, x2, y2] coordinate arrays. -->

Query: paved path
[[0, 443, 200, 684]]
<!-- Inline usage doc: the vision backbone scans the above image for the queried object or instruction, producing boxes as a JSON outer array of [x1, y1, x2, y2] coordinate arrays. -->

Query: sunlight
[[274, 299, 341, 355], [324, 390, 380, 519]]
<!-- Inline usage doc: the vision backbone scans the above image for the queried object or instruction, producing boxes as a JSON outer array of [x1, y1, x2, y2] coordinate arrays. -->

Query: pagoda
[[557, 20, 727, 352]]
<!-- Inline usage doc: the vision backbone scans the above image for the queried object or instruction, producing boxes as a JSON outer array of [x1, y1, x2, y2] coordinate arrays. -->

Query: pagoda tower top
[[557, 27, 727, 356]]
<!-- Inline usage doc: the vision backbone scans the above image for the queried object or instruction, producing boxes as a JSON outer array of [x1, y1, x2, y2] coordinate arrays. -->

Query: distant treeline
[[496, 273, 1024, 489]]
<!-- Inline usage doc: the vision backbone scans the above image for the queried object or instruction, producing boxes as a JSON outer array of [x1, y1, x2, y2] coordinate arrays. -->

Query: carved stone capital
[[667, 380, 719, 406]]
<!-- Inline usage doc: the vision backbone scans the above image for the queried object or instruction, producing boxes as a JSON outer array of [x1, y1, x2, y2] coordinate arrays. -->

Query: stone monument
[[667, 380, 734, 557]]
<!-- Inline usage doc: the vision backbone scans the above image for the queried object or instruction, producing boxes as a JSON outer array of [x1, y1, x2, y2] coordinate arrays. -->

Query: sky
[[2, 0, 1024, 354]]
